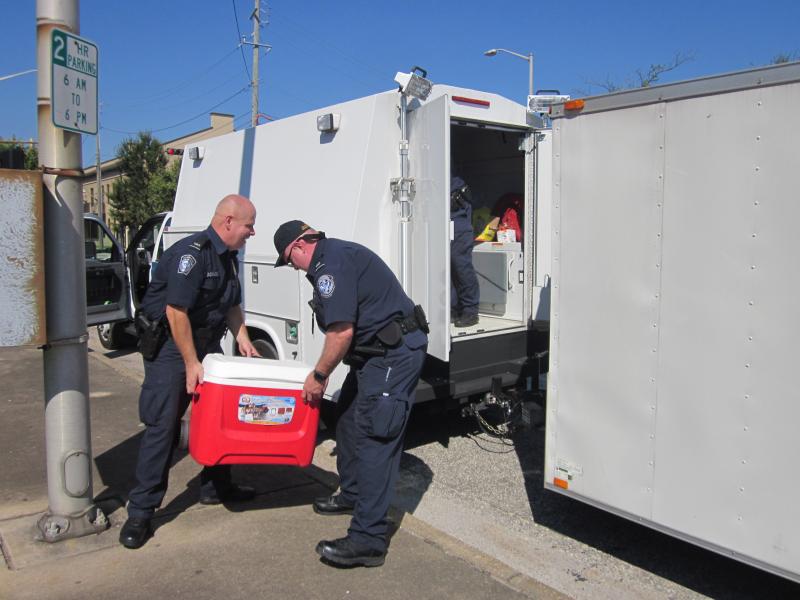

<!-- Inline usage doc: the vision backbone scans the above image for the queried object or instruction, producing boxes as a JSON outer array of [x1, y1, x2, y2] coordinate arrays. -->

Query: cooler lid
[[202, 354, 311, 385]]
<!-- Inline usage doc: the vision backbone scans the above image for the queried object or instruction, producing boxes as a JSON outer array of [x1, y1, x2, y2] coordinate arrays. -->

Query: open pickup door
[[84, 214, 131, 326]]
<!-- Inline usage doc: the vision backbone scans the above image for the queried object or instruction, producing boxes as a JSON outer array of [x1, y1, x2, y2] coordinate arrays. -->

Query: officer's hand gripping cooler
[[274, 219, 429, 568]]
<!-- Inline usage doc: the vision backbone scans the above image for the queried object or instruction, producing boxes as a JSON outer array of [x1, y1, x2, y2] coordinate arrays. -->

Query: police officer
[[119, 194, 260, 550], [273, 220, 428, 568], [450, 176, 479, 327]]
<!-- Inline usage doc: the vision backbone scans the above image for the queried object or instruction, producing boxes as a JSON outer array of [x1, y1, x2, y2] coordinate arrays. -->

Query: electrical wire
[[269, 8, 387, 85], [103, 47, 242, 110], [133, 72, 245, 115], [232, 0, 252, 82], [102, 86, 249, 135]]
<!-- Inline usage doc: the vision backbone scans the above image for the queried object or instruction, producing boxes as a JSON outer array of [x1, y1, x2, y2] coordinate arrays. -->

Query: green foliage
[[0, 140, 37, 170], [146, 160, 181, 213], [108, 132, 178, 230], [24, 145, 38, 170]]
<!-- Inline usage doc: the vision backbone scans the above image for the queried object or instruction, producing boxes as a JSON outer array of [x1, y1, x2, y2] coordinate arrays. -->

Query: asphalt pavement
[[3, 335, 799, 599], [0, 341, 561, 600]]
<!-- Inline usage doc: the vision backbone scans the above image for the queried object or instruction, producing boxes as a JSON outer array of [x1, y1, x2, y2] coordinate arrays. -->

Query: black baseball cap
[[273, 220, 312, 267]]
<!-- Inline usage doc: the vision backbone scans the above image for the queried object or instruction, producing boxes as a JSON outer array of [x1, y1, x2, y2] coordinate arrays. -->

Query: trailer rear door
[[408, 95, 450, 361]]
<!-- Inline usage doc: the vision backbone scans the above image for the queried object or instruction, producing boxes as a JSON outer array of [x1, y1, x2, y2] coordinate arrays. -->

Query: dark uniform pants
[[334, 329, 427, 551], [126, 338, 230, 519], [450, 205, 479, 317]]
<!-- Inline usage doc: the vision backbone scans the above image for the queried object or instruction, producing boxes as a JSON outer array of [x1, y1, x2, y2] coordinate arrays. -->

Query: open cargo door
[[408, 95, 450, 361], [84, 214, 131, 326]]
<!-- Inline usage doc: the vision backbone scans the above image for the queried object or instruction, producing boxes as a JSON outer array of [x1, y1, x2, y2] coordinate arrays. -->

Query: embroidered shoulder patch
[[178, 254, 197, 275], [317, 274, 335, 298]]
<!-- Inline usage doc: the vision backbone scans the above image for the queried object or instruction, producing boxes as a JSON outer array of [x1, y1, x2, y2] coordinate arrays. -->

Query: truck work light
[[394, 67, 432, 100], [316, 113, 340, 133]]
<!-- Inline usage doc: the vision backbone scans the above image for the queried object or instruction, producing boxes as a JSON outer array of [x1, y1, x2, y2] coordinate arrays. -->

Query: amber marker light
[[564, 99, 586, 112]]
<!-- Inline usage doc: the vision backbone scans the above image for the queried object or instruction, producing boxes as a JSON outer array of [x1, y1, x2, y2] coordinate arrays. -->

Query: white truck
[[164, 62, 800, 582], [167, 70, 552, 404]]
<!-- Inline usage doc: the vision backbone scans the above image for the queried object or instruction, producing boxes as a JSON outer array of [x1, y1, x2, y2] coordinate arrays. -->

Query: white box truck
[[167, 70, 552, 404], [544, 61, 800, 582]]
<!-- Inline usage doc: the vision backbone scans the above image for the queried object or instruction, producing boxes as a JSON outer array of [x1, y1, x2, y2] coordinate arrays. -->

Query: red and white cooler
[[189, 354, 318, 467]]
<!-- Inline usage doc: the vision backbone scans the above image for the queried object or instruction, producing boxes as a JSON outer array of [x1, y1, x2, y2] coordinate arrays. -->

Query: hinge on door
[[519, 135, 536, 153], [390, 178, 416, 203]]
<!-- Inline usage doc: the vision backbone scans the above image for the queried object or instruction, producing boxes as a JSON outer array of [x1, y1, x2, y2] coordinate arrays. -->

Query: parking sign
[[51, 29, 98, 135]]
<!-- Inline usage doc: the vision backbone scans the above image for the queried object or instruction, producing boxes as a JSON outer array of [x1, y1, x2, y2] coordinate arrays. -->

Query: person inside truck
[[450, 176, 480, 327], [119, 194, 260, 550], [273, 219, 428, 568]]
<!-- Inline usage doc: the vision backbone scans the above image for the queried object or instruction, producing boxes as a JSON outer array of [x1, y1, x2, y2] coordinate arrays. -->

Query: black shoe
[[119, 517, 152, 549], [454, 313, 479, 328], [312, 493, 354, 516], [199, 483, 256, 505], [315, 537, 386, 568]]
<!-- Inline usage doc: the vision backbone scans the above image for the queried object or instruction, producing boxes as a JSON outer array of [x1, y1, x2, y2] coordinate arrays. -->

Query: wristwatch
[[313, 370, 328, 383]]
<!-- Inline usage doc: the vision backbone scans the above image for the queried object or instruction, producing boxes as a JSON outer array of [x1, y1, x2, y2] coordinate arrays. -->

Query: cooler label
[[238, 394, 295, 425]]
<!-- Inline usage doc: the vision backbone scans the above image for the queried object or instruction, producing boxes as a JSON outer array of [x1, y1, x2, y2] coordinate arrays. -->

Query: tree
[[23, 145, 38, 170], [108, 132, 175, 231], [583, 52, 694, 94], [146, 160, 180, 214], [0, 140, 37, 170], [772, 52, 799, 64]]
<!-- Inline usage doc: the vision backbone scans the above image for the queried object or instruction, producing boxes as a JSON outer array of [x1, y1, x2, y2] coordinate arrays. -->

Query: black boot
[[312, 493, 355, 515], [119, 516, 152, 549], [316, 537, 386, 567]]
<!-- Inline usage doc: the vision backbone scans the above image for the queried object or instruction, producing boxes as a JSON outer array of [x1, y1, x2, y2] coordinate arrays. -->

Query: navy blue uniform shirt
[[306, 238, 414, 346], [141, 226, 241, 330]]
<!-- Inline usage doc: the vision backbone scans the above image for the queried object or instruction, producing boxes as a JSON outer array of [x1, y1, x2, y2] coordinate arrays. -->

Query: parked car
[[85, 212, 172, 349]]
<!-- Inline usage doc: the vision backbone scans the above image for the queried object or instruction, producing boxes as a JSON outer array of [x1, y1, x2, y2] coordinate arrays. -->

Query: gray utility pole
[[242, 1, 271, 127], [251, 0, 260, 128], [95, 126, 103, 220], [36, 0, 107, 542]]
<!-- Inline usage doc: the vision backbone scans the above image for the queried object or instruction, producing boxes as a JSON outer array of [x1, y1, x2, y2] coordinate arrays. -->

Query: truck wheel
[[251, 338, 278, 360], [96, 322, 133, 350]]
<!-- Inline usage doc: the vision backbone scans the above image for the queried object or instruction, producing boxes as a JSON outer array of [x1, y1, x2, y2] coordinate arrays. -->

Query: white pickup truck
[[84, 211, 171, 348]]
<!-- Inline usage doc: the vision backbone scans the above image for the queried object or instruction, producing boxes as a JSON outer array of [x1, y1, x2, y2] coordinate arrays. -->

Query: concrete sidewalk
[[0, 345, 563, 600]]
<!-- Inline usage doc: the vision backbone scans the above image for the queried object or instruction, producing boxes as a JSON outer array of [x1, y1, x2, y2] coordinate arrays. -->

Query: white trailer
[[168, 72, 551, 403], [544, 62, 800, 582]]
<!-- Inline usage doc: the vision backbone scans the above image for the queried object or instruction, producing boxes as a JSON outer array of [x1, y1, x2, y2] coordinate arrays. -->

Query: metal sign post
[[36, 0, 107, 542]]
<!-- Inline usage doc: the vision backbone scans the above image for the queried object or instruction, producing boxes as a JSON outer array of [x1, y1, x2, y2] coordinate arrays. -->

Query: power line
[[102, 86, 249, 135], [103, 46, 242, 110], [0, 68, 37, 82], [232, 0, 252, 82]]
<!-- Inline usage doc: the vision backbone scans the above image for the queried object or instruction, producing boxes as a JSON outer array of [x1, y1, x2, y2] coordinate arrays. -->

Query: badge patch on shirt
[[178, 254, 197, 275], [317, 274, 335, 298]]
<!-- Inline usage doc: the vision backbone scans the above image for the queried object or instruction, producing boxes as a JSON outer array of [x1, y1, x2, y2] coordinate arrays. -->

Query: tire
[[96, 322, 134, 350], [250, 337, 278, 360]]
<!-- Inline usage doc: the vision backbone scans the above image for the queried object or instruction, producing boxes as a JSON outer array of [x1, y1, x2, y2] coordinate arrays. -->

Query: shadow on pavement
[[506, 404, 800, 598]]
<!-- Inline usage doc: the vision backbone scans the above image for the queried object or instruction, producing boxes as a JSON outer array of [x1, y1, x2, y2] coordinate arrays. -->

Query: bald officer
[[120, 195, 260, 549], [274, 220, 428, 568]]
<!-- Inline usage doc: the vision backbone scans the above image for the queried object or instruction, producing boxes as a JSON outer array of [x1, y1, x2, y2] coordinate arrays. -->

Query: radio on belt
[[190, 354, 319, 467]]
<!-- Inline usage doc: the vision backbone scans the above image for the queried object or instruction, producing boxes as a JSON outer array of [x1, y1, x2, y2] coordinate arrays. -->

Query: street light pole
[[484, 48, 534, 98]]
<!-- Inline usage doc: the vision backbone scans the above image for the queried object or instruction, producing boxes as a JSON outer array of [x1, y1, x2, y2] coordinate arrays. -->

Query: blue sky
[[2, 0, 798, 166]]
